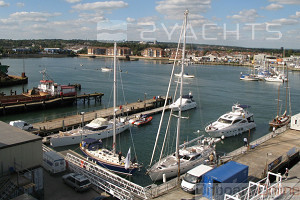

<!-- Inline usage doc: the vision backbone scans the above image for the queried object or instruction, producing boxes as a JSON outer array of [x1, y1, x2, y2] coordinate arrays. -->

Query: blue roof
[[204, 161, 248, 182]]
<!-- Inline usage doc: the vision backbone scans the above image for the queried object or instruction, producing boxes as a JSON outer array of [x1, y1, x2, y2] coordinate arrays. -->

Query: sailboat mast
[[113, 42, 117, 154], [285, 62, 288, 115], [176, 9, 188, 182]]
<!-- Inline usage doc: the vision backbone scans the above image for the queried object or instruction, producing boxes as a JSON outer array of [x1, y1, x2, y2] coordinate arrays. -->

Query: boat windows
[[217, 118, 232, 124], [84, 125, 108, 131], [233, 119, 242, 124], [240, 120, 247, 123]]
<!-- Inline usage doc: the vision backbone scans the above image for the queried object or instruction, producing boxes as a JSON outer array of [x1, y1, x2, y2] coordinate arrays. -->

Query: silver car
[[62, 173, 91, 192]]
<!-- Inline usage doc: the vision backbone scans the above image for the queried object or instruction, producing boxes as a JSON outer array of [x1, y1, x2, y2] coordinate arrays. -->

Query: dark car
[[62, 173, 91, 192]]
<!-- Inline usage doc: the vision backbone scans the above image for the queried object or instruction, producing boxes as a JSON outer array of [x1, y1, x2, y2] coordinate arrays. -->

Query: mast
[[176, 9, 188, 183], [113, 42, 117, 154], [284, 62, 288, 116]]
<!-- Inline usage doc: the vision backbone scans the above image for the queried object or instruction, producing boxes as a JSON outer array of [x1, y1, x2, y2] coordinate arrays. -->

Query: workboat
[[205, 104, 256, 138], [169, 94, 196, 111], [80, 43, 141, 175], [147, 10, 217, 182], [49, 117, 129, 147], [129, 114, 153, 126]]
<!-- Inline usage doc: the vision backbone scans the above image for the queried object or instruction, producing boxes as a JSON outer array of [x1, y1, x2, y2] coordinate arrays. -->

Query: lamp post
[[265, 152, 272, 177], [80, 112, 85, 141]]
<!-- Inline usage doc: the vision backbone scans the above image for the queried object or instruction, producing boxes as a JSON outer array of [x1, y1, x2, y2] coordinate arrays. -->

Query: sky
[[0, 0, 299, 49]]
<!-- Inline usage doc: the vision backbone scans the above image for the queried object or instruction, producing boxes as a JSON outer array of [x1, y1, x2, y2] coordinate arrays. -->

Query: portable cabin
[[202, 161, 248, 200], [291, 113, 300, 131], [42, 151, 66, 174]]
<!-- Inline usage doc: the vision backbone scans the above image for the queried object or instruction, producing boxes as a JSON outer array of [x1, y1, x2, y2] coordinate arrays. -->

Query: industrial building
[[0, 121, 43, 199]]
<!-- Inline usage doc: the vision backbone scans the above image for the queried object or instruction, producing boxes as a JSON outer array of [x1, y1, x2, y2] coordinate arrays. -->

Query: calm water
[[1, 57, 300, 185]]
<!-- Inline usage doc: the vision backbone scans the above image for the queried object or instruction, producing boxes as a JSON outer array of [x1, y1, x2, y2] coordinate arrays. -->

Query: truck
[[42, 151, 66, 174], [181, 164, 213, 193], [9, 120, 33, 131]]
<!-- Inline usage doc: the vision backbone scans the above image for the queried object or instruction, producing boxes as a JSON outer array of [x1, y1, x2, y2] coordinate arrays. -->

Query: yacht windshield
[[218, 118, 232, 124], [184, 173, 198, 184]]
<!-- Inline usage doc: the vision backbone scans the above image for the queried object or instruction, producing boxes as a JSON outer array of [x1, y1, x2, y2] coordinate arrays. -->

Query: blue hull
[[81, 150, 138, 175]]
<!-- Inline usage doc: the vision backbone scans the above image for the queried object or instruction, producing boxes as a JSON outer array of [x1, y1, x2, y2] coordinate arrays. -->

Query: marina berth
[[205, 104, 256, 138]]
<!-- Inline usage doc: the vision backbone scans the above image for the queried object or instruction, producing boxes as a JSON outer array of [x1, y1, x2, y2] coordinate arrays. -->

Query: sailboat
[[80, 43, 141, 175], [269, 63, 291, 128], [147, 10, 219, 182]]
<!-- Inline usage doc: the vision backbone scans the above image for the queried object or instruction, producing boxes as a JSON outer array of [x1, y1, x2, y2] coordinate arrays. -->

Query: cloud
[[156, 0, 211, 20], [227, 9, 261, 23], [65, 0, 81, 3], [262, 3, 283, 10], [271, 18, 298, 25], [16, 2, 25, 7], [269, 0, 300, 4], [72, 1, 128, 11], [290, 11, 300, 18], [126, 17, 136, 23], [0, 1, 9, 7], [9, 12, 61, 22]]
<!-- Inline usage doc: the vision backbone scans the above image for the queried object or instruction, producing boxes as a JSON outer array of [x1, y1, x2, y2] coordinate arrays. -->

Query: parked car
[[9, 120, 33, 131], [62, 173, 91, 192]]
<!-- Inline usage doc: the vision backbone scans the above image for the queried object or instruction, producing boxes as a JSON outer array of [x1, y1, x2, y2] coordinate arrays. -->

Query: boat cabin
[[81, 138, 103, 151]]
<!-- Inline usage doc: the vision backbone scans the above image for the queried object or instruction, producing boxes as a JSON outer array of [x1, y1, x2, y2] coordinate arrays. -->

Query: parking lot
[[43, 169, 110, 200]]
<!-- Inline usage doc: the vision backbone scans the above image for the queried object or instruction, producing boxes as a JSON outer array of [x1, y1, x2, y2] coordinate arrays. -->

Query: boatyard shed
[[0, 121, 43, 199], [202, 161, 248, 200], [291, 113, 300, 131]]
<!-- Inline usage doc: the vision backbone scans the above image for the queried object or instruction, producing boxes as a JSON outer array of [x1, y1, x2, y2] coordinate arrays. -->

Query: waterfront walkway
[[230, 128, 300, 180]]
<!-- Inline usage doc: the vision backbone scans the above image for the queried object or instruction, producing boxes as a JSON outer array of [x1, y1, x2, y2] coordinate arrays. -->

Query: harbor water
[[0, 57, 300, 186]]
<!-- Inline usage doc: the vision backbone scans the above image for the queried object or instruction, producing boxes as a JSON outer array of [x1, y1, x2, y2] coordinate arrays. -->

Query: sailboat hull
[[80, 149, 138, 175], [269, 116, 291, 128]]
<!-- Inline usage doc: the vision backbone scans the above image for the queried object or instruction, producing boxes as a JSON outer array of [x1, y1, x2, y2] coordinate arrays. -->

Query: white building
[[291, 113, 300, 131]]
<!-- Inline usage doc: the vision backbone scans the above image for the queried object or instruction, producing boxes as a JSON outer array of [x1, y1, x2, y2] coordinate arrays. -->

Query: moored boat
[[169, 94, 196, 111], [205, 104, 256, 138]]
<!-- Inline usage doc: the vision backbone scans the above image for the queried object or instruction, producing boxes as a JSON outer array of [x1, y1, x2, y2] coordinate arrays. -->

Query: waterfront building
[[142, 47, 164, 58], [0, 121, 43, 199], [88, 46, 131, 56], [291, 113, 300, 131]]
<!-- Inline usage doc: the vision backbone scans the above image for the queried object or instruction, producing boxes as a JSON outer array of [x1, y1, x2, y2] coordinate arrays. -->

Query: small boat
[[80, 138, 141, 175], [205, 104, 256, 138], [264, 75, 285, 83], [169, 94, 197, 111], [101, 67, 113, 72], [240, 73, 259, 81], [175, 72, 195, 78], [130, 115, 153, 126]]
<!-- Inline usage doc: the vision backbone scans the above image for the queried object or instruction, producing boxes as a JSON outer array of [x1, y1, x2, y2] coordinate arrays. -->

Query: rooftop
[[0, 121, 42, 149]]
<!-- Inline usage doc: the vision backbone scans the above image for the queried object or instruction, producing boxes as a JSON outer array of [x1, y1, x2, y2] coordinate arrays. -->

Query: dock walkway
[[33, 97, 170, 136], [224, 127, 300, 180]]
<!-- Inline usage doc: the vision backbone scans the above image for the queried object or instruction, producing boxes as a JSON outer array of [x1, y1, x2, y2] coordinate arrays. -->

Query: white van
[[43, 151, 66, 174], [9, 120, 33, 131], [181, 164, 213, 193]]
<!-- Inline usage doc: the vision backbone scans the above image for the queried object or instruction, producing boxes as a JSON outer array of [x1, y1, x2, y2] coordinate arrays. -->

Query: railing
[[224, 172, 283, 200], [65, 153, 149, 200]]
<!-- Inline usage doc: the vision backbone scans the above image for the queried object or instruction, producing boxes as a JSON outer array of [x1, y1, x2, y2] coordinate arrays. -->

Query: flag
[[124, 147, 131, 170]]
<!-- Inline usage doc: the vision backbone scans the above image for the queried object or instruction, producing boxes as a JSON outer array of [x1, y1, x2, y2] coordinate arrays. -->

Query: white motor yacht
[[49, 117, 129, 147], [205, 104, 256, 138], [170, 94, 197, 111]]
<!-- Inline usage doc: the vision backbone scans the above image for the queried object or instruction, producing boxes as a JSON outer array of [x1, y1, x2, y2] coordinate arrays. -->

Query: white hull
[[148, 147, 214, 181], [205, 122, 256, 138], [50, 123, 129, 147], [170, 102, 196, 111]]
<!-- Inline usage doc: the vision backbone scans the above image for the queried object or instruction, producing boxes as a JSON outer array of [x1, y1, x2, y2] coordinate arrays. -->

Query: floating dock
[[32, 96, 171, 136]]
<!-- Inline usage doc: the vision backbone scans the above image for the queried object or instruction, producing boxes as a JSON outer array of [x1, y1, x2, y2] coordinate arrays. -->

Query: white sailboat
[[147, 10, 218, 182], [80, 43, 141, 175]]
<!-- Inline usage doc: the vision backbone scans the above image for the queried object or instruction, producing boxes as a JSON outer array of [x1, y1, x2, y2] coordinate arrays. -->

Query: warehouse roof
[[0, 121, 42, 149]]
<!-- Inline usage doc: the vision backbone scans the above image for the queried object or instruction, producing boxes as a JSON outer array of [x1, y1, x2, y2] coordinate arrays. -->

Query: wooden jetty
[[221, 126, 300, 181], [0, 92, 104, 115], [32, 96, 171, 136]]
